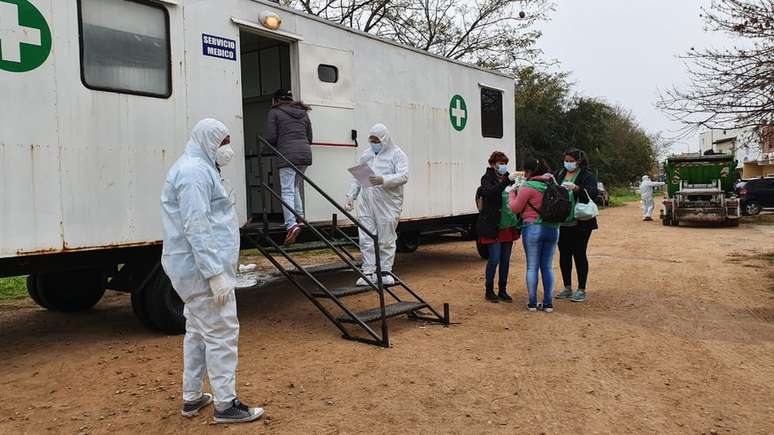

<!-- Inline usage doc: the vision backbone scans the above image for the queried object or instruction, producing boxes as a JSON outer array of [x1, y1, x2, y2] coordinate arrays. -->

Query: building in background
[[741, 126, 774, 179]]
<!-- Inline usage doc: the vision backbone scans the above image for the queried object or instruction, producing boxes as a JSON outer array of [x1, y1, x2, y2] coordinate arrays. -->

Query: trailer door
[[297, 43, 356, 221]]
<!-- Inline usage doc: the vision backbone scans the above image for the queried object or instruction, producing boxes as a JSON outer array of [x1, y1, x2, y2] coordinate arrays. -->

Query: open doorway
[[240, 30, 293, 223]]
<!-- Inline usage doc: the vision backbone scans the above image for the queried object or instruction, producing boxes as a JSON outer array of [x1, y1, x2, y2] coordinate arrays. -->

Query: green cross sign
[[0, 0, 52, 73], [449, 94, 467, 132]]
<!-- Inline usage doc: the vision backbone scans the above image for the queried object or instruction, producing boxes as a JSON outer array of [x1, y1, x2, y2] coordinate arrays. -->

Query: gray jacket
[[264, 103, 313, 168]]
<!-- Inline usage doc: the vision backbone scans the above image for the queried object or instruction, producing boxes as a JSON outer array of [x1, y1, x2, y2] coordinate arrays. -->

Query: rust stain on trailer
[[16, 240, 161, 256]]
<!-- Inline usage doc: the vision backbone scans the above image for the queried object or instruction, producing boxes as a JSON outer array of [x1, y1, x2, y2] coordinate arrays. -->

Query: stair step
[[289, 262, 361, 276], [266, 240, 356, 254], [311, 282, 398, 299], [338, 301, 428, 324]]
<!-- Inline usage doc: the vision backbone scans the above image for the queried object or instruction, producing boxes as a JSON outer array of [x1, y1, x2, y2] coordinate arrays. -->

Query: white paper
[[348, 163, 376, 187]]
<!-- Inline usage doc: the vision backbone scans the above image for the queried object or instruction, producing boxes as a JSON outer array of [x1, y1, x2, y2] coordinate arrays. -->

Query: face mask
[[497, 164, 508, 175], [564, 161, 577, 172], [216, 144, 235, 167], [370, 142, 382, 154]]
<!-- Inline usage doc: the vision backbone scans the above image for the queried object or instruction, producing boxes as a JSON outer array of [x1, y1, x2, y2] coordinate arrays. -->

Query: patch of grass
[[0, 276, 28, 301], [606, 186, 663, 207]]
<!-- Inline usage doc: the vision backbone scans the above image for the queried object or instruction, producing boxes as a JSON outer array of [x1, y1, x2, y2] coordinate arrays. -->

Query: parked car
[[737, 178, 774, 215], [597, 182, 610, 206]]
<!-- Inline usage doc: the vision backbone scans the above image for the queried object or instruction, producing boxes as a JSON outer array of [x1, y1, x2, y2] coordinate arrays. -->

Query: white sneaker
[[380, 274, 395, 286], [356, 274, 375, 286]]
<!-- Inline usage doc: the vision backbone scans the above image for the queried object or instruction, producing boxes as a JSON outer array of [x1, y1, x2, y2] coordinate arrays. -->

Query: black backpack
[[529, 181, 572, 223]]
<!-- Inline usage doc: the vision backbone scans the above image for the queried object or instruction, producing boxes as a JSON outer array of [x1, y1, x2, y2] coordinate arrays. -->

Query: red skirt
[[479, 228, 521, 245]]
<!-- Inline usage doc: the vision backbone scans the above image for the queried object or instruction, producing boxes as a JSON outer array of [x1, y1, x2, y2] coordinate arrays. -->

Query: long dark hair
[[272, 88, 311, 111], [564, 148, 589, 168], [523, 157, 551, 177]]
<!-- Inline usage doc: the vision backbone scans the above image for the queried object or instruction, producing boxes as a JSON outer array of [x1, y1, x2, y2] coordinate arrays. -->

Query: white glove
[[209, 273, 233, 306], [344, 197, 355, 211], [562, 182, 578, 191], [508, 172, 518, 181]]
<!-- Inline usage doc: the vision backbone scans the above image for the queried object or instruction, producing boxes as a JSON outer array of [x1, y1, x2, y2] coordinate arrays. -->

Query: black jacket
[[555, 167, 601, 231], [476, 167, 514, 239], [265, 103, 313, 168]]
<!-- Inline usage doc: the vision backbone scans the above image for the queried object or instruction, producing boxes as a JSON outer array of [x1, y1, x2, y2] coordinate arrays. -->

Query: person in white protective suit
[[639, 175, 666, 221], [344, 124, 409, 286], [160, 119, 264, 424]]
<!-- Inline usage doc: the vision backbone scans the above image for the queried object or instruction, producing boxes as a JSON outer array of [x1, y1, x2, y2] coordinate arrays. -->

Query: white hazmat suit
[[346, 124, 409, 277], [161, 119, 241, 409], [639, 175, 666, 219]]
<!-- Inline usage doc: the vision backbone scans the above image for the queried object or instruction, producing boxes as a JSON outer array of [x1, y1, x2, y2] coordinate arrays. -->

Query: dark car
[[737, 178, 774, 215], [597, 182, 610, 206]]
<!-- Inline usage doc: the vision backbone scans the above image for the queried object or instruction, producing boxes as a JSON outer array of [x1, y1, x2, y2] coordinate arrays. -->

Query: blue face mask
[[564, 161, 578, 172], [497, 164, 509, 175], [370, 142, 382, 154]]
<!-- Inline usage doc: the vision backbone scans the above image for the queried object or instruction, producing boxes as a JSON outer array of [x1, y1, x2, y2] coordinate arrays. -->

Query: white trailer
[[0, 0, 514, 333]]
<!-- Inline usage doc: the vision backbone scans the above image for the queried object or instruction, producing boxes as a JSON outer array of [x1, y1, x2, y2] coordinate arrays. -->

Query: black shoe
[[527, 303, 538, 312], [497, 291, 513, 303], [181, 393, 213, 417], [213, 399, 264, 424], [543, 304, 554, 313], [485, 292, 500, 303]]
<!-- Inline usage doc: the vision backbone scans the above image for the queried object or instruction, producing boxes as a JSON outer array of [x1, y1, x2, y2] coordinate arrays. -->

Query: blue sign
[[202, 34, 237, 61]]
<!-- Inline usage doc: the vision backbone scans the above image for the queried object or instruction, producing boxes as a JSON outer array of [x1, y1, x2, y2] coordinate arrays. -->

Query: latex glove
[[562, 182, 578, 191], [369, 176, 384, 186], [344, 197, 355, 211], [209, 273, 233, 306]]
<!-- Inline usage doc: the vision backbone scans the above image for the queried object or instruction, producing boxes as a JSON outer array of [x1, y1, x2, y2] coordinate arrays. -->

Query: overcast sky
[[537, 0, 730, 153]]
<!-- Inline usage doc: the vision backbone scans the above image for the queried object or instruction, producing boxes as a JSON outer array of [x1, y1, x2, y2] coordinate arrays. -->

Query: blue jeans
[[279, 166, 307, 229], [521, 223, 560, 306], [485, 242, 513, 288]]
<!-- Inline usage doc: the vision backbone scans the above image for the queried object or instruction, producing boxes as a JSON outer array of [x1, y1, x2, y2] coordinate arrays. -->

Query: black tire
[[26, 275, 52, 309], [476, 239, 489, 260], [31, 269, 106, 312], [743, 201, 761, 216], [727, 219, 740, 227], [662, 217, 671, 226], [671, 220, 680, 227], [396, 231, 420, 253], [137, 265, 185, 335]]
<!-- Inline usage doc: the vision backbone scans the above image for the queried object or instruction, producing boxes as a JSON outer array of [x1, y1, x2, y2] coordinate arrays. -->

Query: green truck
[[661, 153, 741, 227]]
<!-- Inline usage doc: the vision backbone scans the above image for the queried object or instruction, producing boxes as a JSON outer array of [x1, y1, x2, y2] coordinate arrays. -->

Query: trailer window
[[78, 0, 171, 98], [318, 65, 338, 83], [480, 88, 503, 138]]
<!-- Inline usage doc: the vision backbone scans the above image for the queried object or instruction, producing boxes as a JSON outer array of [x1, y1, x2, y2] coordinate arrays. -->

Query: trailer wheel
[[134, 265, 185, 335], [26, 275, 52, 309], [29, 269, 106, 312], [661, 217, 671, 226], [396, 231, 420, 253], [476, 240, 489, 260]]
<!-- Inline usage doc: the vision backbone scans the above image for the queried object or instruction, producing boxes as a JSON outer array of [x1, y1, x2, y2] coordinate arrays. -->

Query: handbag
[[574, 188, 599, 221]]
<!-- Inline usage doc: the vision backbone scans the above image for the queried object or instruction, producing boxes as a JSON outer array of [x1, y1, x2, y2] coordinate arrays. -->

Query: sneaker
[[380, 274, 396, 286], [644, 217, 653, 222], [571, 289, 587, 303], [556, 288, 573, 300], [543, 304, 554, 313], [181, 393, 213, 417], [213, 399, 264, 424], [283, 224, 301, 246], [527, 304, 538, 312], [497, 291, 513, 303], [356, 274, 375, 286]]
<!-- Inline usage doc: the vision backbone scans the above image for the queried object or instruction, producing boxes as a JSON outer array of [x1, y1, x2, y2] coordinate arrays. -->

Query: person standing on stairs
[[344, 124, 409, 287], [264, 89, 314, 246], [475, 151, 520, 303], [161, 118, 263, 424]]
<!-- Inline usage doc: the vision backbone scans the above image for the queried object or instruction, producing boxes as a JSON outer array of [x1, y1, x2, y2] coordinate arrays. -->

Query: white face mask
[[216, 144, 235, 167]]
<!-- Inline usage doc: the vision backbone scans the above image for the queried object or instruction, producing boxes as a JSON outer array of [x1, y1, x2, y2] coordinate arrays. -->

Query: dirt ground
[[2, 203, 774, 435]]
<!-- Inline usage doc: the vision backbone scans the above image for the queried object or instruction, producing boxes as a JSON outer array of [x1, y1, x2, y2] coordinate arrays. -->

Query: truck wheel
[[671, 220, 680, 227], [727, 219, 740, 227], [743, 201, 761, 216], [133, 265, 185, 334], [662, 217, 671, 226], [29, 269, 106, 312], [476, 240, 489, 260], [396, 231, 420, 253]]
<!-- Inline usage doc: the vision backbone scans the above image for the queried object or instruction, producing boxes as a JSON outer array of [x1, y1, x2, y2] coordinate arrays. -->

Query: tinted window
[[318, 64, 338, 83], [79, 0, 171, 97], [481, 88, 503, 138]]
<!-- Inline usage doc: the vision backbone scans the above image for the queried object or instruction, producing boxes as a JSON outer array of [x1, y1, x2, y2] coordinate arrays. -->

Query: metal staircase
[[241, 137, 449, 347]]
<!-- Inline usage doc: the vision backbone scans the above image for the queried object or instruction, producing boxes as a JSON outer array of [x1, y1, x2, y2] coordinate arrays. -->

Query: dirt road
[[1, 203, 774, 434]]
